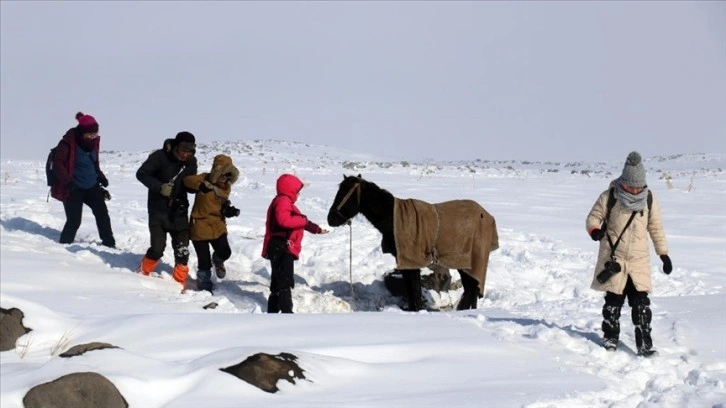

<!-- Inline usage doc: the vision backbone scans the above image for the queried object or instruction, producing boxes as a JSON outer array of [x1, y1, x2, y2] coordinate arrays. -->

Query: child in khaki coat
[[183, 154, 240, 291]]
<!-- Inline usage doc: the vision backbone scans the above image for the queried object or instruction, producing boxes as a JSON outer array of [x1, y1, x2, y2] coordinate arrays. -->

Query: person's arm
[[274, 199, 308, 230], [52, 140, 73, 187], [647, 194, 668, 256], [136, 151, 165, 193], [586, 191, 608, 239]]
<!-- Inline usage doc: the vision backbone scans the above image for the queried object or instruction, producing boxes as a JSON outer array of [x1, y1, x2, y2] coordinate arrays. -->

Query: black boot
[[267, 292, 280, 313], [602, 304, 621, 351], [196, 269, 214, 292], [632, 304, 656, 356], [279, 289, 293, 314], [212, 253, 226, 279]]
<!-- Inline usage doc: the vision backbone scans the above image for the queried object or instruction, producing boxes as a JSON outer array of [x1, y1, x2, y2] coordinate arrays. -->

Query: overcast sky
[[1, 1, 725, 162]]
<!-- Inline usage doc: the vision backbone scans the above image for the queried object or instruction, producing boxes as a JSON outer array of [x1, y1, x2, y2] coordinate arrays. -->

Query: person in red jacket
[[51, 112, 115, 248], [262, 174, 329, 313]]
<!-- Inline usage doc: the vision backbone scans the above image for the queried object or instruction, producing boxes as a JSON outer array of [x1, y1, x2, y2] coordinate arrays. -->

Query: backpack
[[45, 147, 58, 187]]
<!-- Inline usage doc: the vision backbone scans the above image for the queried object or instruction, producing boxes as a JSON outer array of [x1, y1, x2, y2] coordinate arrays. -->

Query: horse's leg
[[402, 269, 423, 311], [457, 271, 479, 310]]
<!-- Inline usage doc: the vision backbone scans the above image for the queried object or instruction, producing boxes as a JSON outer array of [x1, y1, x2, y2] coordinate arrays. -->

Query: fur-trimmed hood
[[209, 154, 239, 185]]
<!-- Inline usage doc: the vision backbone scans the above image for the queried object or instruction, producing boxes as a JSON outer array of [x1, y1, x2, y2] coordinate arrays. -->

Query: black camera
[[596, 260, 622, 284], [221, 201, 240, 218], [168, 198, 189, 214]]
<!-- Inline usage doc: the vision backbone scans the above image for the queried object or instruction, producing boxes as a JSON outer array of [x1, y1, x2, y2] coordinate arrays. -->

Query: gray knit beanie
[[619, 151, 647, 187]]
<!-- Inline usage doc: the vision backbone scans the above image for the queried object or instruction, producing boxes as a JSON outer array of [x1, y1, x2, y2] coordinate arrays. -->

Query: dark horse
[[327, 175, 499, 311]]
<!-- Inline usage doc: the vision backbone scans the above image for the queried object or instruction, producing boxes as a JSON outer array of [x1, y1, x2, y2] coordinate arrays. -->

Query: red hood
[[276, 174, 303, 202]]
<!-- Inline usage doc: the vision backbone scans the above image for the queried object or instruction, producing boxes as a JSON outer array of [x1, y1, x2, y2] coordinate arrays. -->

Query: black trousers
[[192, 233, 231, 271], [268, 251, 295, 313], [604, 276, 650, 308], [60, 185, 115, 247], [145, 220, 190, 265]]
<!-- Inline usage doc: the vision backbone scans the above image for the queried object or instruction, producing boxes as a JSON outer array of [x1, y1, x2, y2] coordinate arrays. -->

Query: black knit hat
[[175, 131, 195, 144], [174, 131, 196, 153]]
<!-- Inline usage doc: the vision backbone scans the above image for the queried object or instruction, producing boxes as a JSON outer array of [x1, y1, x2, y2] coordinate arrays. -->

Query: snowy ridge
[[1, 142, 724, 407]]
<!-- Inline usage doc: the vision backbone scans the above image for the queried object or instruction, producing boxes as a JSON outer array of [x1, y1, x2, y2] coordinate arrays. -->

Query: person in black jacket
[[136, 132, 198, 287]]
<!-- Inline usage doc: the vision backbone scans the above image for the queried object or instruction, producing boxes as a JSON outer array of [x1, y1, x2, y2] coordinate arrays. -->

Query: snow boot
[[137, 255, 159, 276], [267, 292, 280, 314], [633, 304, 656, 356], [602, 304, 621, 351], [172, 264, 189, 286], [212, 254, 226, 279], [197, 269, 214, 292], [279, 288, 294, 314]]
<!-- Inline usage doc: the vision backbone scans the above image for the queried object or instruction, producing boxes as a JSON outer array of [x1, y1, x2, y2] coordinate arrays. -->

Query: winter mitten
[[660, 255, 672, 274], [590, 229, 604, 241], [160, 182, 173, 197]]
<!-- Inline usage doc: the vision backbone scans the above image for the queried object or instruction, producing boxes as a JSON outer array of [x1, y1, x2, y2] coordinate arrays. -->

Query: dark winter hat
[[75, 112, 99, 134], [619, 151, 647, 188], [174, 131, 196, 153]]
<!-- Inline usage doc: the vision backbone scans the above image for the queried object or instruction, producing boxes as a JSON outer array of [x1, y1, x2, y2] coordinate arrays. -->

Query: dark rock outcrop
[[59, 342, 120, 358], [221, 352, 307, 393], [0, 307, 31, 351], [23, 372, 128, 408]]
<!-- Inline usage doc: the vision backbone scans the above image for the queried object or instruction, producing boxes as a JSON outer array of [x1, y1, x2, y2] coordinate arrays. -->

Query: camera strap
[[168, 165, 186, 184], [606, 211, 637, 259], [165, 165, 187, 208]]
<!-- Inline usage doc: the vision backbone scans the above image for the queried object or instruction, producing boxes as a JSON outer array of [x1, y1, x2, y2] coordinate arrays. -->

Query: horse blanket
[[393, 198, 499, 296]]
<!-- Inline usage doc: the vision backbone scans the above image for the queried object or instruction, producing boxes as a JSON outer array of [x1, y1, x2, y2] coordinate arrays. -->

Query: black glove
[[101, 187, 111, 201], [221, 201, 240, 218], [98, 176, 109, 188], [660, 255, 672, 274], [590, 229, 605, 241]]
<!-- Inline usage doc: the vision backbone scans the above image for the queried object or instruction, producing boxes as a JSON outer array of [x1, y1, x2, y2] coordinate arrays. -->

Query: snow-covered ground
[[1, 141, 724, 407]]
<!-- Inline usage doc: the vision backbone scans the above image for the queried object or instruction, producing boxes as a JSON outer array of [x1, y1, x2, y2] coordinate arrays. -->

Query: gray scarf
[[614, 179, 649, 212]]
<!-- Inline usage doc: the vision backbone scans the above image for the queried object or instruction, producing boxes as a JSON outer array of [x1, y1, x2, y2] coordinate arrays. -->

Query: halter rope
[[335, 181, 361, 302], [347, 220, 354, 299], [335, 182, 361, 220]]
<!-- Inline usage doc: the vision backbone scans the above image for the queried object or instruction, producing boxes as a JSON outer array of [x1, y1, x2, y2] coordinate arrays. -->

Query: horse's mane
[[348, 175, 393, 200], [343, 175, 395, 239]]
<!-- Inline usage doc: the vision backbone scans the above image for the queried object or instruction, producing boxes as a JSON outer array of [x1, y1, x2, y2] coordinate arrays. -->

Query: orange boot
[[138, 256, 159, 276], [172, 264, 189, 286]]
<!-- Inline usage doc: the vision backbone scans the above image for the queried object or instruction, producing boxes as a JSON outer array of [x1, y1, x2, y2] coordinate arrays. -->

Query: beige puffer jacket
[[183, 155, 240, 241], [586, 187, 668, 294]]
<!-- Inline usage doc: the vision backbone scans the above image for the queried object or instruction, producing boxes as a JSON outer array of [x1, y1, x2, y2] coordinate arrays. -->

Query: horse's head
[[327, 174, 363, 227]]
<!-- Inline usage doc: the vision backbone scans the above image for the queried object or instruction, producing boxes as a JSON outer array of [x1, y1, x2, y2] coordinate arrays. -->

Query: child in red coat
[[262, 174, 329, 313]]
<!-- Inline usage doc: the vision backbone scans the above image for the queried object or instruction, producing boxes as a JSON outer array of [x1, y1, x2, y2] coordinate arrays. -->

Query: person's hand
[[101, 187, 111, 201], [199, 180, 214, 193], [590, 229, 605, 241], [319, 228, 330, 234], [160, 182, 173, 197], [660, 254, 672, 274], [98, 176, 109, 188]]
